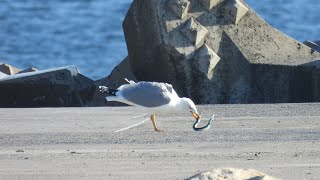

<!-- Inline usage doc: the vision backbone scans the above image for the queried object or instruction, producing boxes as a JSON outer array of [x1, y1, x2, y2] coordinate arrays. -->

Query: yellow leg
[[150, 114, 163, 132]]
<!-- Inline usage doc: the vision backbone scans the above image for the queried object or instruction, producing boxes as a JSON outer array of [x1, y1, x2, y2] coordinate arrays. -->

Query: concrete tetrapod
[[123, 0, 320, 104], [0, 65, 95, 107]]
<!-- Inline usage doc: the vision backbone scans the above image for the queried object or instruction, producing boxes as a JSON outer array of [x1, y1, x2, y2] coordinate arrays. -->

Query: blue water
[[0, 0, 319, 80]]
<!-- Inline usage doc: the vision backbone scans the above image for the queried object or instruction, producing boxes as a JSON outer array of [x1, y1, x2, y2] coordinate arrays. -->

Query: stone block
[[0, 63, 21, 75], [124, 0, 320, 104], [193, 44, 220, 78], [18, 67, 38, 74], [180, 17, 208, 47], [303, 40, 320, 52], [0, 66, 95, 107], [166, 0, 190, 19], [199, 0, 224, 11], [223, 0, 248, 24]]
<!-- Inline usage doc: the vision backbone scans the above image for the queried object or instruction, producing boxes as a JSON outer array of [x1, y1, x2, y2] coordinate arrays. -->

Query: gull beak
[[191, 111, 201, 120]]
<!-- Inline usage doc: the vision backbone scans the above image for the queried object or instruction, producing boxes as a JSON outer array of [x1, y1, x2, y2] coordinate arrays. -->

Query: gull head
[[178, 98, 200, 120], [178, 97, 213, 131]]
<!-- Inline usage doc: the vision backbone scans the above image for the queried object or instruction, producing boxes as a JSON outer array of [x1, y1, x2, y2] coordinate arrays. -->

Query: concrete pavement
[[0, 104, 319, 179]]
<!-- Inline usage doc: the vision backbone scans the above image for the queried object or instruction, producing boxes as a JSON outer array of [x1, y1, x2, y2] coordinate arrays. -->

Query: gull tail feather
[[105, 94, 131, 105], [105, 96, 121, 102], [124, 78, 136, 85], [99, 86, 118, 96], [99, 86, 127, 103]]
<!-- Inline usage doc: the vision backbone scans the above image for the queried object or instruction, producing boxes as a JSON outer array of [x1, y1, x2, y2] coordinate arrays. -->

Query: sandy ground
[[0, 104, 319, 180]]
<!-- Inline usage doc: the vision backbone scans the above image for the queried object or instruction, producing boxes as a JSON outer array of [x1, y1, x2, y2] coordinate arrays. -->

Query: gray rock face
[[18, 67, 38, 74], [124, 0, 320, 104], [166, 0, 190, 19], [193, 44, 221, 79], [180, 17, 209, 47], [199, 0, 224, 11], [0, 63, 21, 75], [0, 66, 95, 107], [304, 40, 320, 52]]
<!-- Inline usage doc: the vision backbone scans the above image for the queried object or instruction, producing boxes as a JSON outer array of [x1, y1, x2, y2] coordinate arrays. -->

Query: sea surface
[[0, 0, 319, 80]]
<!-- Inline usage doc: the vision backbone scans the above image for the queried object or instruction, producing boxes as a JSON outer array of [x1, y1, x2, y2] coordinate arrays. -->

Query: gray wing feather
[[165, 83, 179, 98], [118, 81, 172, 107], [164, 83, 173, 93], [124, 78, 136, 85]]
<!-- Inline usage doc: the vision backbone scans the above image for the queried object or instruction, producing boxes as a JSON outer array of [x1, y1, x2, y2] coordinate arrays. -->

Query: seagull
[[99, 79, 213, 132]]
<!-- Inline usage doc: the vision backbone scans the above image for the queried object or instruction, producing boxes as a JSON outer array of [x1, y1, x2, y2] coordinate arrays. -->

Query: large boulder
[[123, 0, 320, 104], [90, 57, 137, 106], [0, 63, 21, 75], [186, 168, 280, 180], [18, 67, 38, 74], [0, 63, 38, 75], [0, 66, 95, 107], [304, 40, 320, 52]]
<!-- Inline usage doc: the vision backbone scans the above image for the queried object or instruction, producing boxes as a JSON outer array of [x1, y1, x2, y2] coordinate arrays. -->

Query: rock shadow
[[190, 31, 251, 104], [195, 0, 243, 26], [189, 31, 320, 104], [250, 61, 320, 103]]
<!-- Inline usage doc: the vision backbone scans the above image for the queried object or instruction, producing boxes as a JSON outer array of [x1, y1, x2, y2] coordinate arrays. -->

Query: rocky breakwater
[[123, 0, 320, 104], [0, 64, 95, 107]]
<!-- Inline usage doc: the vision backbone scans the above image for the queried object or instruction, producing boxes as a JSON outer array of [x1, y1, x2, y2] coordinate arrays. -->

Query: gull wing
[[124, 78, 136, 85], [164, 83, 179, 98], [118, 81, 172, 107]]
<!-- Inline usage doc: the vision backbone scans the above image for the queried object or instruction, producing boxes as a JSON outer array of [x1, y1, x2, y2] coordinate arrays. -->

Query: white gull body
[[104, 80, 197, 115], [99, 79, 213, 131]]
